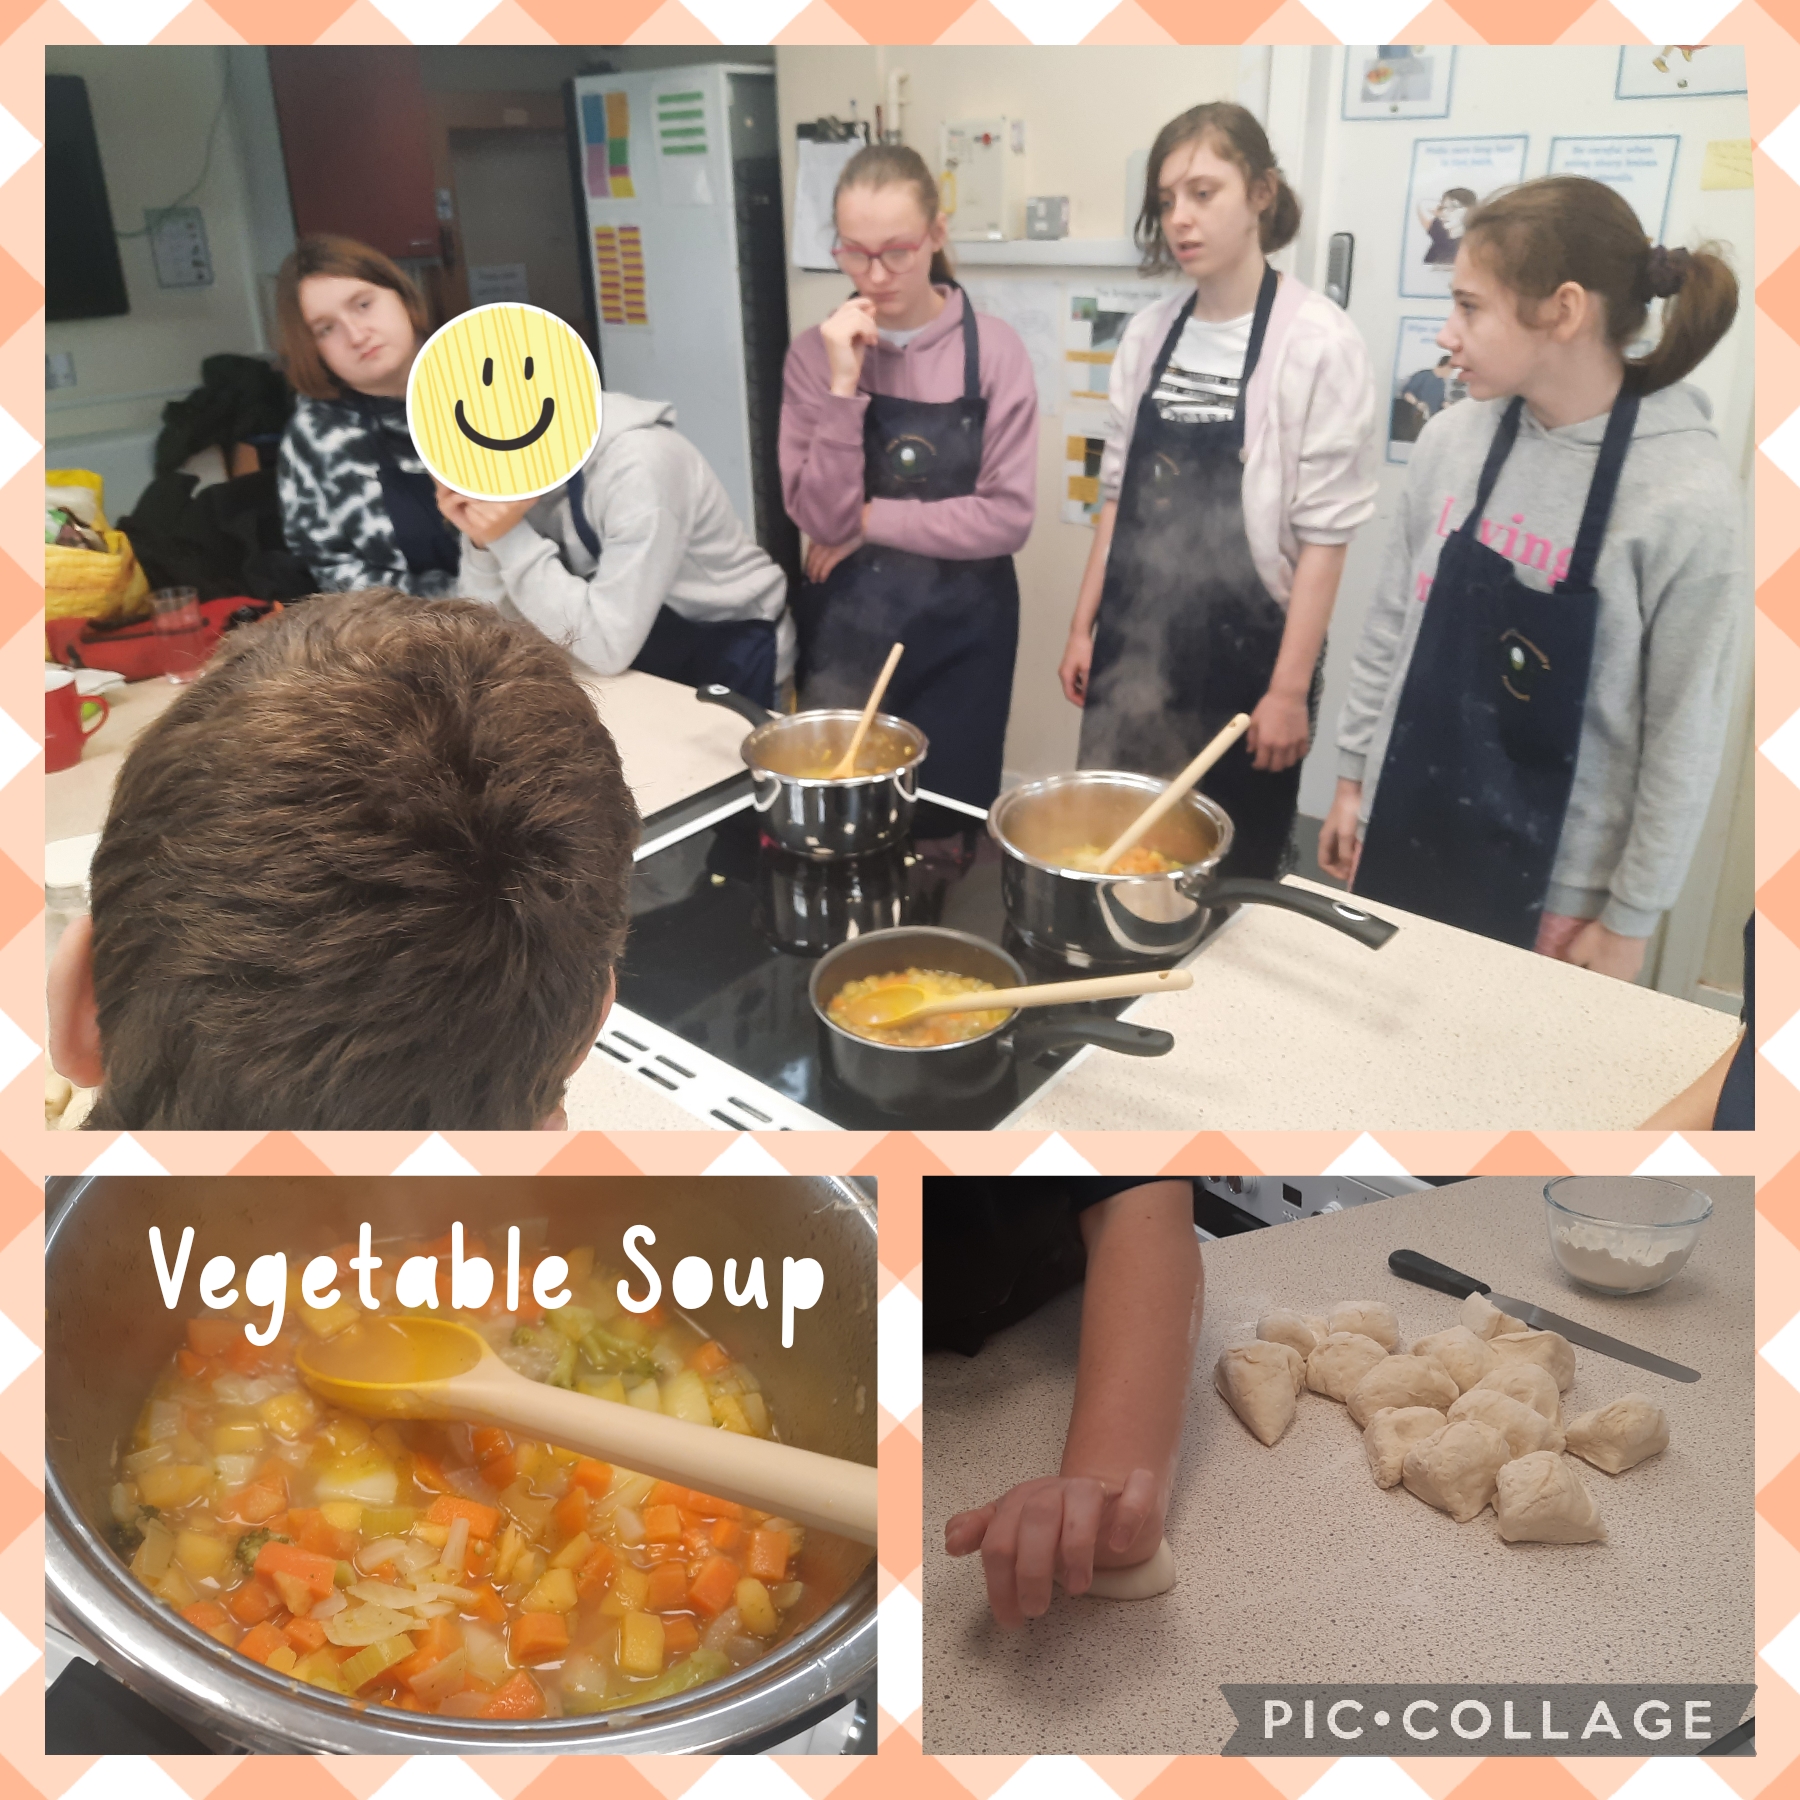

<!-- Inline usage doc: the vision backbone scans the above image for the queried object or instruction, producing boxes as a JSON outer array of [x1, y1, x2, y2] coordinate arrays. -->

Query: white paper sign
[[1400, 135, 1529, 299], [1548, 135, 1679, 240], [467, 263, 530, 306], [793, 139, 861, 272]]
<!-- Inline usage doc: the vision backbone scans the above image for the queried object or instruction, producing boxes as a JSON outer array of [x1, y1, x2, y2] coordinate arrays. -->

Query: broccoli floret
[[110, 1506, 158, 1556], [236, 1528, 291, 1569]]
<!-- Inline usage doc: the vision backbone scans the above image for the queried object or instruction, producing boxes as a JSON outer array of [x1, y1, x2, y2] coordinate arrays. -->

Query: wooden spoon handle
[[908, 967, 1194, 1019], [461, 1365, 878, 1544], [1098, 713, 1252, 871], [832, 641, 904, 777]]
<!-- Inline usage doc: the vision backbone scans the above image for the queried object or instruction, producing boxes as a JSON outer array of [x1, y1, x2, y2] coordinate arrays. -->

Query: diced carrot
[[182, 1600, 229, 1631], [686, 1490, 744, 1521], [427, 1495, 501, 1540], [297, 1517, 358, 1561], [226, 1334, 268, 1375], [236, 1621, 287, 1665], [283, 1617, 328, 1653], [688, 1554, 742, 1619], [285, 1507, 319, 1533], [410, 1452, 452, 1494], [641, 1541, 681, 1566], [479, 1452, 518, 1491], [689, 1340, 732, 1376], [230, 1483, 286, 1525], [647, 1481, 694, 1512], [645, 1563, 688, 1611], [390, 1693, 427, 1713], [641, 1303, 667, 1329], [745, 1529, 790, 1582], [552, 1489, 589, 1541], [465, 1542, 495, 1581], [369, 1563, 398, 1586], [227, 1580, 278, 1625], [570, 1459, 612, 1497], [466, 1582, 508, 1624], [710, 1518, 743, 1555], [509, 1611, 571, 1665], [472, 1426, 512, 1463], [662, 1617, 700, 1656], [254, 1541, 339, 1598], [574, 1543, 616, 1600], [681, 1526, 714, 1558], [186, 1318, 240, 1358], [642, 1504, 682, 1543], [389, 1615, 461, 1687], [480, 1671, 547, 1719], [176, 1349, 206, 1379]]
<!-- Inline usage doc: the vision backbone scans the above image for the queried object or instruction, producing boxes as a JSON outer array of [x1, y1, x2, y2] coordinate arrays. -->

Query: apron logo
[[886, 435, 936, 484], [1500, 628, 1550, 702], [1148, 450, 1183, 507]]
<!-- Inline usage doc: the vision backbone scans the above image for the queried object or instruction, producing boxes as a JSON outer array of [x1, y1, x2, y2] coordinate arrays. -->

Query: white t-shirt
[[878, 324, 929, 349], [1150, 312, 1252, 426]]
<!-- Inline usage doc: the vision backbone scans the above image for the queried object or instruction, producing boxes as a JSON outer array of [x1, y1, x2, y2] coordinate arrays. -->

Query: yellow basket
[[44, 468, 150, 625]]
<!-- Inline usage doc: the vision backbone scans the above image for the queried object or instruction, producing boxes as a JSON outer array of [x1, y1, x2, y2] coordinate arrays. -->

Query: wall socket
[[46, 352, 76, 391]]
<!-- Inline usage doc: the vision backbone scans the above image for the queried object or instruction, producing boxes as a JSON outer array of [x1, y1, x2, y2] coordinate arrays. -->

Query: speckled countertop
[[564, 1044, 701, 1131], [1007, 881, 1740, 1131], [922, 1177, 1752, 1755]]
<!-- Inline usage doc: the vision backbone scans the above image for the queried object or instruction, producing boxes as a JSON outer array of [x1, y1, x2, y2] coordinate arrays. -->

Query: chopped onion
[[110, 1483, 138, 1525], [395, 1539, 438, 1578], [147, 1401, 181, 1443], [701, 1606, 742, 1653], [409, 1647, 470, 1705], [771, 1582, 804, 1610], [349, 1580, 429, 1610], [324, 1603, 414, 1647], [444, 1464, 494, 1506], [210, 1375, 286, 1406], [612, 1507, 644, 1546], [409, 1600, 456, 1618], [311, 1590, 347, 1618], [441, 1517, 470, 1580], [122, 1446, 170, 1480], [355, 1538, 412, 1572], [212, 1454, 258, 1491]]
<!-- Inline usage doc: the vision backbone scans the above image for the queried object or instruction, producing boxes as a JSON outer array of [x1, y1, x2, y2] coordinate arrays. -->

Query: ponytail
[[1624, 244, 1738, 394]]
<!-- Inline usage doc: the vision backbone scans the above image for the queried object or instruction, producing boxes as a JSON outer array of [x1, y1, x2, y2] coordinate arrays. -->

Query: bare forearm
[[1268, 541, 1346, 699], [1067, 502, 1118, 640]]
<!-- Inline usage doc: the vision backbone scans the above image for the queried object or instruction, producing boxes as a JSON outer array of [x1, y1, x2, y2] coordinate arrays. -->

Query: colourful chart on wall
[[593, 224, 650, 326], [656, 87, 713, 205], [582, 90, 635, 199], [1063, 426, 1107, 523]]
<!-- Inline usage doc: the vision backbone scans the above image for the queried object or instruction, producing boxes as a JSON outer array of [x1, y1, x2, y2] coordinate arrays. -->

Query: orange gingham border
[[4, 1, 1799, 1793]]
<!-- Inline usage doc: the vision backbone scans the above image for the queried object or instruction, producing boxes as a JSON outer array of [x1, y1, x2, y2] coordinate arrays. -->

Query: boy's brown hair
[[275, 235, 432, 401], [85, 591, 640, 1130]]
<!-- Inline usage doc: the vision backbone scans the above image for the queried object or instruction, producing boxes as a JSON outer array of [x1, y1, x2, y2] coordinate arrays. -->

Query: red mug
[[45, 669, 109, 773]]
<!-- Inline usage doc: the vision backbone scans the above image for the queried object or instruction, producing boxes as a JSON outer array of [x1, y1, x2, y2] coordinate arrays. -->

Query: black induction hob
[[610, 793, 1217, 1131]]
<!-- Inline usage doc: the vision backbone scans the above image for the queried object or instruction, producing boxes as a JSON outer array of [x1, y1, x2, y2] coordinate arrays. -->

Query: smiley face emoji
[[407, 303, 602, 501]]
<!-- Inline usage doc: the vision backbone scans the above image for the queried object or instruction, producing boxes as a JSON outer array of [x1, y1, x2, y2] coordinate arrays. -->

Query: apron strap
[[953, 282, 982, 401], [1231, 262, 1280, 434], [1469, 396, 1526, 520], [565, 467, 601, 560], [1147, 292, 1198, 390], [1561, 387, 1640, 593]]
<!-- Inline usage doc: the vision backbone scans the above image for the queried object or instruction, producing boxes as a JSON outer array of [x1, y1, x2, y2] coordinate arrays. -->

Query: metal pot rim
[[743, 710, 929, 788], [989, 772, 1233, 883], [810, 925, 1023, 1053]]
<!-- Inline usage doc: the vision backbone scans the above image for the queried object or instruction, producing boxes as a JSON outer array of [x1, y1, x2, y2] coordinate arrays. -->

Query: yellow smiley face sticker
[[407, 303, 602, 501]]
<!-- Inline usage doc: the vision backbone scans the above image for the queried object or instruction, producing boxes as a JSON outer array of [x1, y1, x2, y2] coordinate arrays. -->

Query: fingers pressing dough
[[1076, 1537, 1178, 1599], [1565, 1395, 1669, 1474], [1494, 1452, 1606, 1543], [1347, 1354, 1460, 1428]]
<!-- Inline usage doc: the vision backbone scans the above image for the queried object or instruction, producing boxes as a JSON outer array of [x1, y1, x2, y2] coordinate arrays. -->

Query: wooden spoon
[[829, 641, 904, 778], [841, 966, 1193, 1032], [1094, 712, 1252, 872], [296, 1315, 877, 1544]]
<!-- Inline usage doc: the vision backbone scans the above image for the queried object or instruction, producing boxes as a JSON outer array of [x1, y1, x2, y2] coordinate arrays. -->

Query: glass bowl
[[1543, 1176, 1712, 1295]]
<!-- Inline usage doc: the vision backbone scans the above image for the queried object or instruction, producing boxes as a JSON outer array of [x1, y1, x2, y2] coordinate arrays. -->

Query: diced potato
[[174, 1529, 231, 1581], [577, 1375, 629, 1405], [520, 1567, 578, 1613], [258, 1392, 317, 1439], [265, 1645, 298, 1674], [292, 1648, 346, 1692], [413, 1521, 451, 1548], [509, 1550, 543, 1592], [661, 1369, 712, 1427], [736, 1576, 778, 1636], [138, 1464, 213, 1509], [598, 1563, 651, 1617], [321, 1416, 371, 1456], [314, 1452, 397, 1506], [550, 1531, 592, 1571], [711, 1394, 753, 1436], [619, 1610, 665, 1676], [492, 1523, 524, 1583], [272, 1570, 316, 1617], [320, 1501, 364, 1532], [212, 1421, 264, 1456], [626, 1380, 662, 1413], [131, 1519, 175, 1583], [514, 1443, 544, 1481], [155, 1564, 198, 1610], [297, 1296, 359, 1339]]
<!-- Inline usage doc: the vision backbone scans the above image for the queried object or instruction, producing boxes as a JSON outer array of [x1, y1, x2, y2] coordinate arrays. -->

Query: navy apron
[[1355, 390, 1638, 948], [565, 467, 779, 711], [793, 286, 1021, 827], [361, 402, 461, 581], [1078, 265, 1300, 882]]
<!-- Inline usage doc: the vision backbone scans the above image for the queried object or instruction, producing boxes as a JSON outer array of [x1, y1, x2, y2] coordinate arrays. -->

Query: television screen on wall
[[46, 74, 129, 321]]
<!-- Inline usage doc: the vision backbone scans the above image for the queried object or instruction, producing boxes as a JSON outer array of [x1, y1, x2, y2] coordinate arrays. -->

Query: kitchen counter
[[922, 1176, 1752, 1755], [1009, 881, 1740, 1131]]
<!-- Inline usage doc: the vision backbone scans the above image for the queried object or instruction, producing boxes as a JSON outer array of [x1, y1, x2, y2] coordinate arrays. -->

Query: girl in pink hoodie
[[780, 144, 1038, 824]]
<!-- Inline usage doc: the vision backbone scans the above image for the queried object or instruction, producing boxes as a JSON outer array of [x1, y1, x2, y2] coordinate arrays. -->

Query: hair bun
[[1644, 245, 1691, 300]]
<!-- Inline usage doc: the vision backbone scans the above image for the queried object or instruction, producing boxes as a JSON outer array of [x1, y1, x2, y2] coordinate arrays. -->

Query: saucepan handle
[[1185, 876, 1398, 950], [1010, 1015, 1174, 1064], [1388, 1249, 1490, 1300], [696, 684, 776, 730]]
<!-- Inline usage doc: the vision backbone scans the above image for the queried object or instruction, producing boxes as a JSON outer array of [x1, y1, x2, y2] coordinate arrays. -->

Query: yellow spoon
[[841, 966, 1193, 1032], [829, 641, 904, 778], [296, 1315, 877, 1545]]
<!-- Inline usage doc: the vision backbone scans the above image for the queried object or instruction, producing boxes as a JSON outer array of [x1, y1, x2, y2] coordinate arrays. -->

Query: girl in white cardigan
[[1059, 103, 1379, 879]]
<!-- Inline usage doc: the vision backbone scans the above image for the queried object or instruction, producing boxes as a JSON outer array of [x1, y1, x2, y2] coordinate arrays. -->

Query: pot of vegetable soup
[[697, 684, 926, 861], [810, 925, 1174, 1117], [45, 1174, 877, 1753], [988, 771, 1399, 967]]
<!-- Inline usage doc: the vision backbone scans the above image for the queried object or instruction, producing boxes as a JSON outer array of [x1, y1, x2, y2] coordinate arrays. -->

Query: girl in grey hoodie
[[1323, 176, 1745, 981]]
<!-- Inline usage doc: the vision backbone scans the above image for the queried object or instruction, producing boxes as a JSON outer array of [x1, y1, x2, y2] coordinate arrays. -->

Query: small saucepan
[[989, 771, 1398, 967], [698, 686, 927, 861], [809, 925, 1173, 1117]]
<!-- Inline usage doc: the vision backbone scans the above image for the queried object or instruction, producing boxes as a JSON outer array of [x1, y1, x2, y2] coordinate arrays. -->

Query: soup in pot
[[827, 968, 1010, 1046], [1056, 843, 1183, 876]]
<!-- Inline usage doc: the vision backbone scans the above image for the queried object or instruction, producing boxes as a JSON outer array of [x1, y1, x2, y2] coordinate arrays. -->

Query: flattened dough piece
[[1494, 1452, 1606, 1543], [1401, 1418, 1511, 1523], [1462, 1291, 1526, 1340], [1491, 1329, 1577, 1392], [1363, 1405, 1447, 1488], [1077, 1537, 1178, 1599], [1306, 1331, 1390, 1402], [1474, 1362, 1562, 1426], [1448, 1386, 1566, 1458], [1565, 1395, 1669, 1474], [1347, 1354, 1460, 1428], [1411, 1325, 1498, 1393], [1329, 1301, 1399, 1351], [1258, 1310, 1325, 1358], [1215, 1340, 1305, 1446]]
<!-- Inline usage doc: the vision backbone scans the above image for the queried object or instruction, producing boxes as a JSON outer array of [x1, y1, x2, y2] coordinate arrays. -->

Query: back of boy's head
[[85, 590, 641, 1131], [1464, 174, 1738, 394]]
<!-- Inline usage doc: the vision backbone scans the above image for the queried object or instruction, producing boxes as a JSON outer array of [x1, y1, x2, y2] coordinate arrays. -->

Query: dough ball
[[1491, 1329, 1577, 1392], [1362, 1405, 1447, 1488], [1257, 1309, 1325, 1358], [1347, 1354, 1460, 1428], [1329, 1301, 1399, 1351], [1565, 1395, 1669, 1474], [1215, 1340, 1304, 1446], [1410, 1325, 1498, 1393], [1401, 1418, 1511, 1523], [1462, 1291, 1526, 1340], [1448, 1386, 1566, 1458], [1306, 1331, 1390, 1402], [1473, 1363, 1562, 1426], [1076, 1538, 1178, 1599], [1494, 1452, 1606, 1543]]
